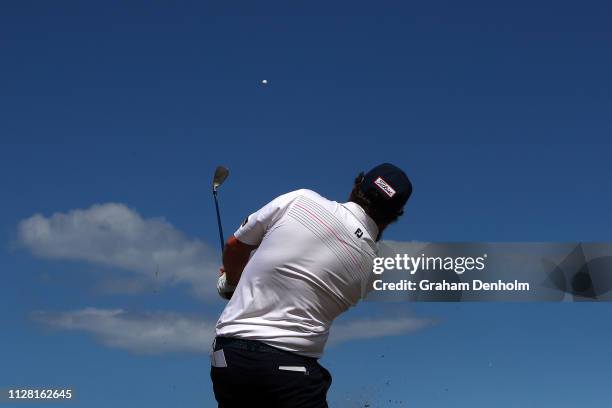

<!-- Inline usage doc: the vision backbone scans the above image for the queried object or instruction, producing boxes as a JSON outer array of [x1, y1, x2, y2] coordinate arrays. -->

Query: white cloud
[[378, 240, 429, 257], [15, 205, 429, 300], [32, 308, 216, 354], [328, 316, 435, 346], [33, 308, 433, 355], [20, 205, 436, 354], [17, 203, 219, 299]]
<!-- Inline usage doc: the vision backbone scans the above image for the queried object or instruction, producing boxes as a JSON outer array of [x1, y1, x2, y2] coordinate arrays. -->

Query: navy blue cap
[[360, 163, 412, 212]]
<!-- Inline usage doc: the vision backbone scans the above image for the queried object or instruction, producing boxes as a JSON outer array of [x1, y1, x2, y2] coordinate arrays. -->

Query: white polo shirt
[[215, 189, 379, 358]]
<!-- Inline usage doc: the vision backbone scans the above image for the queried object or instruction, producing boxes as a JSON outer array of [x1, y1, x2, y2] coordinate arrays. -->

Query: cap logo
[[374, 176, 396, 198]]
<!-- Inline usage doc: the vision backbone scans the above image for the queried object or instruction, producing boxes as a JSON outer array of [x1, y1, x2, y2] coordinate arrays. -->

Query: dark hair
[[348, 172, 404, 228]]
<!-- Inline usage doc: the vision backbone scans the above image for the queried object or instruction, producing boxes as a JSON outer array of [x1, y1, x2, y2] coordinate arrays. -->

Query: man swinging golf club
[[211, 163, 412, 408]]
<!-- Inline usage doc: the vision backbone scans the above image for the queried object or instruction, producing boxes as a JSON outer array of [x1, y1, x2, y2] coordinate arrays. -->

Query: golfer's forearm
[[222, 235, 256, 286]]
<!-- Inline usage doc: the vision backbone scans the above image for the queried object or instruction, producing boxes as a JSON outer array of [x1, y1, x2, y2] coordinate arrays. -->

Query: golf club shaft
[[213, 189, 225, 255]]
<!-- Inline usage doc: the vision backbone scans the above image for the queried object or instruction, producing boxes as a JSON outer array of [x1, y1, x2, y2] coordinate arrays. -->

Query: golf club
[[212, 166, 230, 255]]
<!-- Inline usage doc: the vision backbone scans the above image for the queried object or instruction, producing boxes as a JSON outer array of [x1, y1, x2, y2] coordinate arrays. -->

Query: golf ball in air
[[261, 80, 268, 84]]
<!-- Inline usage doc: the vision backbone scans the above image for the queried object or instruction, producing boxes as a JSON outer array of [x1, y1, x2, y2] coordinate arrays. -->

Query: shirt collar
[[342, 201, 379, 240]]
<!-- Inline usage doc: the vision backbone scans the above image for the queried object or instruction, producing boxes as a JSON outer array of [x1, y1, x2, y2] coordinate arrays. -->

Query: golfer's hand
[[217, 268, 236, 300]]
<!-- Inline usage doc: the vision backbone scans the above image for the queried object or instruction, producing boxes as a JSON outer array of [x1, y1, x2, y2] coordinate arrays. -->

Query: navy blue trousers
[[210, 337, 332, 408]]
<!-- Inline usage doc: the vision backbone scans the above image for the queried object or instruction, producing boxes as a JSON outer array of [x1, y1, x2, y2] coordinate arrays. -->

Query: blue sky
[[1, 1, 611, 407]]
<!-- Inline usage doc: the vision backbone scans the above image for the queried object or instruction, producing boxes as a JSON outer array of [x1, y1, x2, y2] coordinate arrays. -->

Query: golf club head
[[213, 166, 230, 191]]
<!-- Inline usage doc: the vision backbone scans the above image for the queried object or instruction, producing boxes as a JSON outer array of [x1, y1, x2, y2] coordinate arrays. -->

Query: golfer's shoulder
[[268, 189, 334, 217], [279, 189, 329, 204], [257, 190, 324, 216]]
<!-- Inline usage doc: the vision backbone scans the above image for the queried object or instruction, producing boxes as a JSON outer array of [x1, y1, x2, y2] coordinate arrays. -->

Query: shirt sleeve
[[233, 190, 303, 246]]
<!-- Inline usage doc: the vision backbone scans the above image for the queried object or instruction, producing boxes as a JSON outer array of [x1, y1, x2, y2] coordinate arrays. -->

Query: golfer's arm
[[222, 235, 257, 286]]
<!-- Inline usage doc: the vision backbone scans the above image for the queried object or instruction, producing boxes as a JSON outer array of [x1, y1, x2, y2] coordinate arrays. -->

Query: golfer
[[211, 163, 412, 407]]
